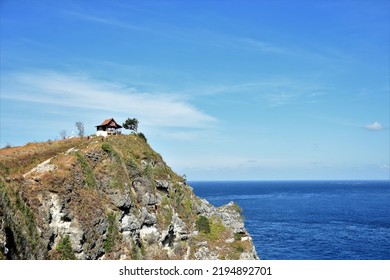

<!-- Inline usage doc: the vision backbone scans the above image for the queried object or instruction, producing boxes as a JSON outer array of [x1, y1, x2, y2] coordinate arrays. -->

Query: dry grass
[[104, 135, 182, 183], [0, 138, 86, 177]]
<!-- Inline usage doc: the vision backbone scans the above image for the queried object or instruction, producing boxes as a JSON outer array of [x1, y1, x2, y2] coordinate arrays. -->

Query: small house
[[96, 118, 122, 137]]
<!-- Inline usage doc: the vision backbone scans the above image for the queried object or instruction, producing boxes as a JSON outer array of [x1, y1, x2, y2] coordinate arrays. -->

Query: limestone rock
[[85, 152, 101, 163], [161, 224, 175, 247], [46, 194, 84, 255], [121, 213, 140, 232], [240, 251, 258, 260], [194, 198, 216, 216], [216, 201, 246, 234], [108, 189, 132, 210], [132, 177, 151, 193], [0, 217, 6, 257], [195, 246, 218, 260], [155, 180, 172, 191], [140, 226, 160, 244], [141, 207, 157, 226], [171, 213, 188, 240], [142, 192, 159, 206]]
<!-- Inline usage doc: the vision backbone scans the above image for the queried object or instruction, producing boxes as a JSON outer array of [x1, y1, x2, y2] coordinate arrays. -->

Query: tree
[[56, 235, 76, 260], [75, 121, 85, 137], [196, 216, 211, 234], [59, 130, 67, 139], [122, 118, 138, 133]]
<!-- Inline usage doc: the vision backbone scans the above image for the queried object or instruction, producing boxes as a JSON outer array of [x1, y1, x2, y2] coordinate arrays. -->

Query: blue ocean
[[190, 180, 390, 260]]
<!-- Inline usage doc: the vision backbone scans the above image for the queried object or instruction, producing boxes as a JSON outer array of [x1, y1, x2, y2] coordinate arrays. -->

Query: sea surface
[[190, 180, 390, 260]]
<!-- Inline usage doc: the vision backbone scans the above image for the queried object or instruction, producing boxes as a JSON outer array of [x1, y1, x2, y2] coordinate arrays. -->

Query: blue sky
[[1, 0, 389, 180]]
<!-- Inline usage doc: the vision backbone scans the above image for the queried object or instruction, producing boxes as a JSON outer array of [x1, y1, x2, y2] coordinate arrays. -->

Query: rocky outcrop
[[193, 199, 258, 260], [108, 188, 132, 210], [23, 158, 56, 177], [217, 202, 247, 234], [44, 194, 85, 258], [0, 214, 6, 259], [0, 134, 258, 260]]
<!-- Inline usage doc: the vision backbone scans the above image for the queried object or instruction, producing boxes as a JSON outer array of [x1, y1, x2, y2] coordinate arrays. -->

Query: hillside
[[0, 135, 258, 260]]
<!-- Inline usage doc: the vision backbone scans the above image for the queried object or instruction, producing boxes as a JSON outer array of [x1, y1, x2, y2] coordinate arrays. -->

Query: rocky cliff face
[[0, 135, 258, 260]]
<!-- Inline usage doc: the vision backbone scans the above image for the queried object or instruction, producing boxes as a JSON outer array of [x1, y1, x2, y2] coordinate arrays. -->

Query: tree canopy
[[122, 118, 139, 132]]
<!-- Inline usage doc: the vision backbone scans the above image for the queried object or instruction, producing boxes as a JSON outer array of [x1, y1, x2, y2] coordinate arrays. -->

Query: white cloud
[[364, 121, 384, 131], [1, 70, 216, 130]]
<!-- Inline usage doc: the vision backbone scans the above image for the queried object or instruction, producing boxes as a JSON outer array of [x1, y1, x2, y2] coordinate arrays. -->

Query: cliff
[[0, 135, 258, 260]]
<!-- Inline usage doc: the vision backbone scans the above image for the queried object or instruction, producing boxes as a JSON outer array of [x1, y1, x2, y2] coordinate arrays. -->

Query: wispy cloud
[[264, 92, 298, 107], [236, 36, 346, 64], [239, 37, 291, 55], [1, 70, 216, 129], [364, 121, 385, 131], [63, 7, 348, 69], [188, 77, 329, 107], [64, 10, 148, 31]]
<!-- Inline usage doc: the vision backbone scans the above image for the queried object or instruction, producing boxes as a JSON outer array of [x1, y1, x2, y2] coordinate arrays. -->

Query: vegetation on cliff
[[0, 134, 258, 260]]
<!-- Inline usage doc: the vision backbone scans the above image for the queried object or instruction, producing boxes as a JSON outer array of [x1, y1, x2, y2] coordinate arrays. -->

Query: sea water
[[190, 180, 390, 260]]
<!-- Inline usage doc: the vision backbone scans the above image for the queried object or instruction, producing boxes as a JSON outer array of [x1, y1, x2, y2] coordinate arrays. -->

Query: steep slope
[[0, 135, 258, 260]]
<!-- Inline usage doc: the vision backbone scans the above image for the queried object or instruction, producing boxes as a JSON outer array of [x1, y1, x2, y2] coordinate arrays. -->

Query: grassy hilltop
[[0, 134, 257, 260]]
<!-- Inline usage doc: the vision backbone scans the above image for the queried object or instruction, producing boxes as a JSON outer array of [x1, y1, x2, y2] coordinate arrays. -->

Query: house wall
[[96, 131, 108, 137]]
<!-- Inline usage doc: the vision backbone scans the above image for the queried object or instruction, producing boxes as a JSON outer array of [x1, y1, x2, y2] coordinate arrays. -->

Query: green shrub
[[234, 232, 243, 241], [103, 212, 119, 253], [208, 220, 226, 241], [184, 199, 193, 213], [0, 162, 10, 176], [138, 132, 147, 143], [75, 152, 96, 188], [126, 158, 140, 176], [232, 202, 243, 214], [161, 195, 169, 206], [143, 164, 153, 181], [157, 204, 173, 229], [233, 242, 244, 253], [0, 181, 42, 258], [153, 165, 169, 180], [56, 235, 76, 260], [102, 143, 113, 154], [130, 240, 139, 260], [102, 143, 121, 164], [196, 215, 211, 234]]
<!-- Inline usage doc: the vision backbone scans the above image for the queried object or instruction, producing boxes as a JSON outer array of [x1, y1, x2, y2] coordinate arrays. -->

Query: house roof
[[96, 118, 122, 128]]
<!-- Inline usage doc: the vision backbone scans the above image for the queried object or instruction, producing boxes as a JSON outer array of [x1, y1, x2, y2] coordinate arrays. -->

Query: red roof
[[96, 118, 122, 128]]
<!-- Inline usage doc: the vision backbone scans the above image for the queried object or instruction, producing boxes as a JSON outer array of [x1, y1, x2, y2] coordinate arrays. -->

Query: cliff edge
[[0, 135, 258, 260]]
